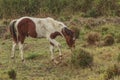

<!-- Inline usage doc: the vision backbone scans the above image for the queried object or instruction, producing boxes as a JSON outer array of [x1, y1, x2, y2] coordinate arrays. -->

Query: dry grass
[[0, 21, 120, 80]]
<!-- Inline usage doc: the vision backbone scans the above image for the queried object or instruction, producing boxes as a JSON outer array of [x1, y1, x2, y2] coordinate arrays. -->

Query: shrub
[[70, 26, 80, 39], [117, 53, 120, 62], [71, 49, 93, 68], [104, 34, 115, 46], [86, 8, 99, 18], [102, 26, 109, 32], [104, 64, 120, 80], [8, 69, 16, 80], [116, 35, 120, 43], [86, 32, 101, 45]]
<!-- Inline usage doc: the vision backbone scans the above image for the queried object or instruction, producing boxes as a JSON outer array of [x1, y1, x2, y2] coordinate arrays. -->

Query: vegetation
[[71, 49, 93, 68], [103, 34, 115, 46], [86, 31, 101, 45], [104, 64, 120, 80], [0, 0, 120, 80], [8, 69, 16, 80], [117, 53, 120, 62], [0, 0, 120, 18], [70, 26, 80, 39], [0, 23, 120, 80]]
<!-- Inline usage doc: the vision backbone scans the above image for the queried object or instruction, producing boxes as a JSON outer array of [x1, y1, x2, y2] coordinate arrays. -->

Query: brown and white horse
[[9, 17, 76, 62]]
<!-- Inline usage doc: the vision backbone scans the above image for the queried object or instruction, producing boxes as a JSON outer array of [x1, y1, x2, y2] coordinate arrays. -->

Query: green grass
[[0, 24, 120, 80]]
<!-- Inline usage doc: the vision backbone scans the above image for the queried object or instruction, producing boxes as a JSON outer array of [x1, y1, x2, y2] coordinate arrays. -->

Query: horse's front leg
[[57, 44, 62, 60], [18, 35, 25, 62], [49, 38, 62, 60], [50, 42, 54, 60]]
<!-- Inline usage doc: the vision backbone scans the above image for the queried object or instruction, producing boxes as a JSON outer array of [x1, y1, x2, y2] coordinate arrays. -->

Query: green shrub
[[84, 24, 91, 29], [117, 53, 120, 62], [86, 8, 99, 18], [70, 27, 80, 39], [8, 69, 16, 80], [116, 32, 120, 43], [71, 49, 93, 68], [102, 26, 109, 32], [0, 0, 120, 18], [104, 34, 115, 46], [104, 64, 120, 80], [86, 32, 101, 45]]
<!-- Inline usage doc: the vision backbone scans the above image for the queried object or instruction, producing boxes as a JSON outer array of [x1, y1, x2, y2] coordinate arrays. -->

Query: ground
[[0, 18, 120, 80]]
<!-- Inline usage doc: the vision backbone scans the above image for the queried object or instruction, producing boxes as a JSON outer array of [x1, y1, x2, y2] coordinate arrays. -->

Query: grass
[[0, 23, 120, 80]]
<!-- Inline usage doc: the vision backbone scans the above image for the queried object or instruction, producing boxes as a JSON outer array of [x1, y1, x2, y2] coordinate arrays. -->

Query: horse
[[9, 16, 76, 62]]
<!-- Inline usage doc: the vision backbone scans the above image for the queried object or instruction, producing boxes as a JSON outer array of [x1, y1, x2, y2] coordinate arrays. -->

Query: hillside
[[0, 16, 120, 80]]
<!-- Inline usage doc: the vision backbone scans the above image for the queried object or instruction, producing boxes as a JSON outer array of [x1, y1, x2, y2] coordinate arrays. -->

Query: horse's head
[[62, 27, 76, 49]]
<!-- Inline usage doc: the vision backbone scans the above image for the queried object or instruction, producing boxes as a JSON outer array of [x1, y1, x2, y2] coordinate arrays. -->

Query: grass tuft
[[86, 31, 101, 45], [104, 64, 120, 80], [71, 48, 93, 68], [26, 53, 40, 60], [104, 34, 115, 46], [8, 69, 16, 80]]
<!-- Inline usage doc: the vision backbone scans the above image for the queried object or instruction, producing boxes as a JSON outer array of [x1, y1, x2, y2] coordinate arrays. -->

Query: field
[[0, 17, 120, 80]]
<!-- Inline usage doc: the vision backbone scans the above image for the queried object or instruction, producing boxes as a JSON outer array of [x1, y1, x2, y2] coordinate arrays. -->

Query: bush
[[71, 49, 93, 68], [116, 35, 120, 43], [70, 27, 80, 39], [104, 64, 120, 80], [117, 53, 120, 62], [86, 8, 99, 18], [86, 32, 101, 45], [8, 69, 16, 80], [104, 34, 115, 46]]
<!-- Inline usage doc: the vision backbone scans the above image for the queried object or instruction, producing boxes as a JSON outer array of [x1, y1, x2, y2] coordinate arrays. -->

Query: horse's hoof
[[52, 59, 59, 65], [59, 55, 63, 60], [22, 59, 25, 62], [11, 56, 14, 59]]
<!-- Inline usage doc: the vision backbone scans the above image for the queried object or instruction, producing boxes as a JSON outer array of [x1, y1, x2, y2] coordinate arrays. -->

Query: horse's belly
[[35, 27, 46, 38]]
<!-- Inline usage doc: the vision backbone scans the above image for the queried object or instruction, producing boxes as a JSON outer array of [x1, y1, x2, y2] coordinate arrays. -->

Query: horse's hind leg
[[18, 35, 25, 62], [11, 41, 17, 59], [18, 42, 24, 61]]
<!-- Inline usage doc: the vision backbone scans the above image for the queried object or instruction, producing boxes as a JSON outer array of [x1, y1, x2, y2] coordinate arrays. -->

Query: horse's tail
[[9, 20, 17, 42]]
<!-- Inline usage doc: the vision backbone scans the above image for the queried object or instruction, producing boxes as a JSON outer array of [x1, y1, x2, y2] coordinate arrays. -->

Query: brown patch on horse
[[50, 31, 61, 39], [17, 18, 37, 43], [61, 27, 75, 48], [50, 31, 62, 46]]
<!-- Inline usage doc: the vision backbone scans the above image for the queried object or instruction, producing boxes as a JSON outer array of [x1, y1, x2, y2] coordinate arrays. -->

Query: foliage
[[104, 34, 115, 46], [71, 49, 93, 68], [70, 26, 80, 39], [86, 31, 101, 45], [0, 0, 120, 18], [8, 69, 16, 80], [117, 53, 120, 62], [104, 64, 120, 80]]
